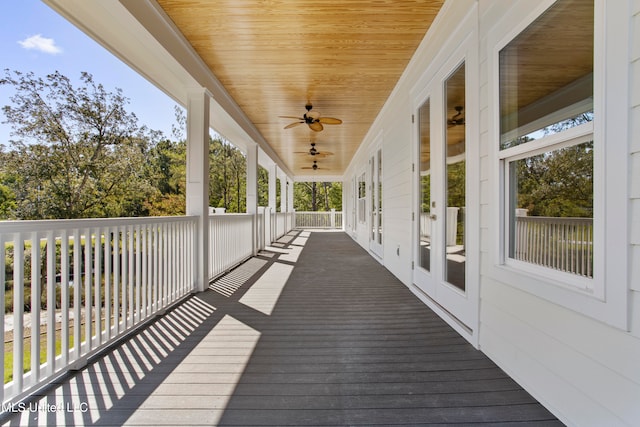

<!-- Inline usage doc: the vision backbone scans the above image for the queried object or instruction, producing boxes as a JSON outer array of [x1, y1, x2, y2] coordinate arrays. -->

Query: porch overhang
[[43, 0, 446, 182]]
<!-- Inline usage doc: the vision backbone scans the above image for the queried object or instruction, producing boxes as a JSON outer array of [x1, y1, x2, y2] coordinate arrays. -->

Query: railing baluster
[[94, 228, 102, 347], [153, 223, 159, 313], [141, 224, 148, 319], [60, 230, 70, 366], [128, 225, 134, 328], [13, 233, 24, 395], [72, 229, 81, 362], [84, 228, 92, 352], [113, 227, 120, 336], [46, 231, 56, 376], [0, 234, 5, 403], [162, 223, 168, 306], [135, 224, 141, 323], [30, 231, 41, 386], [122, 226, 128, 329], [104, 228, 112, 341]]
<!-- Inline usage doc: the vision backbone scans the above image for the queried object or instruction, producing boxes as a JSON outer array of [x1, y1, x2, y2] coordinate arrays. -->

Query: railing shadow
[[0, 230, 305, 426]]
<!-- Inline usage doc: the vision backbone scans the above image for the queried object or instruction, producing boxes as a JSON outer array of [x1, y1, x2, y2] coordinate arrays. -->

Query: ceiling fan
[[447, 105, 465, 127], [280, 103, 342, 132], [301, 160, 326, 171], [294, 142, 334, 158]]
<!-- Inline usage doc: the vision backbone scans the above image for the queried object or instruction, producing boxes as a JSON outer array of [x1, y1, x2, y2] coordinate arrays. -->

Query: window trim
[[501, 127, 595, 292], [487, 0, 629, 330], [357, 171, 366, 224]]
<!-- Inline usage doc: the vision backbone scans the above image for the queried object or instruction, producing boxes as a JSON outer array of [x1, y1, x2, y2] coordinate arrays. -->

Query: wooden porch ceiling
[[155, 0, 445, 178]]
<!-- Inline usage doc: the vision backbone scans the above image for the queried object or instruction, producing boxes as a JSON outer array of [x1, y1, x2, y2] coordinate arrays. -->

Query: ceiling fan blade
[[279, 115, 304, 120], [318, 117, 342, 125], [309, 121, 324, 132], [285, 121, 304, 129], [295, 151, 333, 158]]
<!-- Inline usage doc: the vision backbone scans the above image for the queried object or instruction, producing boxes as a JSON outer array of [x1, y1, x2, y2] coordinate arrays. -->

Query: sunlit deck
[[1, 230, 560, 426]]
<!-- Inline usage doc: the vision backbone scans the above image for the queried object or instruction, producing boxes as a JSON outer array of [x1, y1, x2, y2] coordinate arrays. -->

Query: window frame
[[357, 172, 366, 224], [500, 123, 595, 292], [488, 0, 629, 330]]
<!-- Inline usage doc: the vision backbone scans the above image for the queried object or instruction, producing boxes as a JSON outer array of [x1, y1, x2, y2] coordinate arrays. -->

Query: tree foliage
[[514, 141, 593, 217], [0, 70, 341, 220], [294, 181, 342, 211], [0, 70, 160, 219]]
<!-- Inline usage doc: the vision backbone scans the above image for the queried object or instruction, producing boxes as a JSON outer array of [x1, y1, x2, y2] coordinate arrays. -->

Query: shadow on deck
[[1, 230, 562, 426]]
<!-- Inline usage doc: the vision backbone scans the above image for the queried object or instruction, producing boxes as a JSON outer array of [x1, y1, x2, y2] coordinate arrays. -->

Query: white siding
[[477, 1, 640, 426], [345, 0, 640, 425], [632, 1, 640, 335]]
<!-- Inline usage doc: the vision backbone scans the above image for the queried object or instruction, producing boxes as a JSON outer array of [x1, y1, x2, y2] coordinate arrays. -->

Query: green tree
[[258, 166, 269, 207], [294, 182, 342, 211], [0, 180, 16, 217], [0, 70, 160, 219], [515, 142, 593, 217]]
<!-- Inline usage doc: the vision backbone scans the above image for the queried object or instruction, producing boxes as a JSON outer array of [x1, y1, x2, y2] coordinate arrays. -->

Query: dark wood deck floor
[[2, 230, 562, 426]]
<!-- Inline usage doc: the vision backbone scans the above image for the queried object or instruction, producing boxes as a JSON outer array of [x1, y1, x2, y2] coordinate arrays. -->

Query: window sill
[[489, 262, 627, 330]]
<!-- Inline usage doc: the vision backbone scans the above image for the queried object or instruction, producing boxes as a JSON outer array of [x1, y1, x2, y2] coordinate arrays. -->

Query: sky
[[0, 0, 179, 147]]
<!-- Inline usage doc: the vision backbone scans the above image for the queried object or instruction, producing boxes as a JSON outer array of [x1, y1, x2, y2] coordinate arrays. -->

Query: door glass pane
[[418, 99, 431, 272], [377, 149, 383, 244], [444, 63, 465, 290], [371, 156, 375, 241]]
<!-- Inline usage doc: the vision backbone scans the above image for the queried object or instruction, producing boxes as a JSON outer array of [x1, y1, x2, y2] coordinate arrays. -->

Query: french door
[[413, 58, 476, 337], [369, 148, 383, 258]]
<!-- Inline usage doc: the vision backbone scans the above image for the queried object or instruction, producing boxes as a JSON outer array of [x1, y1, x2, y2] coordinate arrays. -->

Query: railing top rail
[[209, 212, 254, 218], [0, 215, 198, 234], [516, 216, 593, 224]]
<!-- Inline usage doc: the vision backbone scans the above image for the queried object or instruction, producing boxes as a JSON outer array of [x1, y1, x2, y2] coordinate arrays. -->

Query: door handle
[[430, 214, 437, 220]]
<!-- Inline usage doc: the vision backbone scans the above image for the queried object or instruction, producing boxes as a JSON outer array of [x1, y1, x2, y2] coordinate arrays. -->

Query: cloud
[[18, 34, 62, 55]]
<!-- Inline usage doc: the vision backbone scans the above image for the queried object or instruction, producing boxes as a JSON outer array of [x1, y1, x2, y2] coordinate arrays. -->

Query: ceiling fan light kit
[[302, 160, 323, 171], [294, 142, 335, 158], [447, 105, 465, 126], [280, 103, 342, 132]]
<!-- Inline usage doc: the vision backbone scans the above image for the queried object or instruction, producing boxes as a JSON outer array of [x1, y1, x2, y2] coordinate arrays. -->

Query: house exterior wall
[[631, 0, 640, 330], [345, 1, 640, 425]]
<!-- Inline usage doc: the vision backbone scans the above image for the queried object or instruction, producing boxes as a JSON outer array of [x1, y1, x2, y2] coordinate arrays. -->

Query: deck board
[[1, 230, 562, 426]]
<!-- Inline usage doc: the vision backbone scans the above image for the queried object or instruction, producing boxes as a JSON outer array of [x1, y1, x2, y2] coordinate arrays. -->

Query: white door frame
[[410, 6, 479, 347], [369, 133, 383, 259]]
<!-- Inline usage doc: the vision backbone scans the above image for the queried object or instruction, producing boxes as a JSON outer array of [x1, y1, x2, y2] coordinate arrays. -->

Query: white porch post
[[286, 178, 294, 231], [266, 165, 277, 244], [277, 169, 285, 212], [268, 165, 277, 212], [246, 142, 258, 254], [186, 88, 210, 292], [287, 178, 294, 213]]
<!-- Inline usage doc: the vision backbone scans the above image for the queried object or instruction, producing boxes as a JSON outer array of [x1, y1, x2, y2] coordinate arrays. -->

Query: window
[[358, 172, 366, 223], [499, 0, 595, 288]]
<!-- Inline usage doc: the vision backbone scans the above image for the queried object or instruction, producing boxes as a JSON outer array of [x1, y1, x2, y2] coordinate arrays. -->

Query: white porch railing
[[294, 210, 343, 229], [0, 216, 197, 403], [208, 213, 254, 280], [0, 208, 293, 404], [514, 216, 593, 278], [273, 212, 294, 239], [419, 208, 460, 246]]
